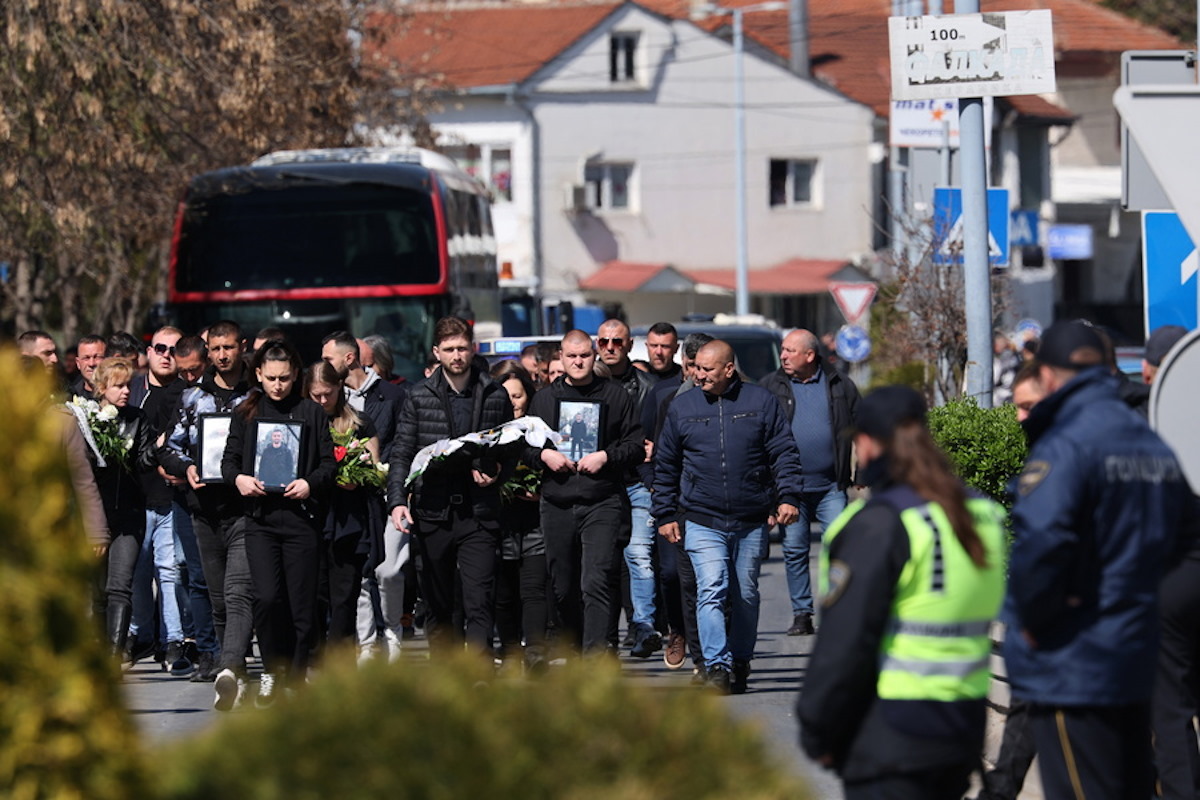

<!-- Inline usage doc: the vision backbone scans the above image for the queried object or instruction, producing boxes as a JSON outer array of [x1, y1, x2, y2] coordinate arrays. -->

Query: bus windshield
[[174, 182, 440, 293]]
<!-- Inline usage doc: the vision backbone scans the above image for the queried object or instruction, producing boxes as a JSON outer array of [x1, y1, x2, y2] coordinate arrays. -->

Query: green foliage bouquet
[[67, 395, 132, 468], [330, 428, 387, 489], [500, 463, 542, 503]]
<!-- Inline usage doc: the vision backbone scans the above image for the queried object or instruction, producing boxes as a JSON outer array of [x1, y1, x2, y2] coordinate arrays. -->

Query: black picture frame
[[557, 399, 605, 461], [196, 413, 233, 484], [253, 420, 303, 492]]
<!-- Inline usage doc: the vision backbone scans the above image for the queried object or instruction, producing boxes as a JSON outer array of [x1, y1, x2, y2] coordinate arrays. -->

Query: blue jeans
[[684, 520, 767, 669], [131, 507, 184, 644], [173, 501, 218, 654], [782, 487, 847, 616], [623, 482, 656, 628]]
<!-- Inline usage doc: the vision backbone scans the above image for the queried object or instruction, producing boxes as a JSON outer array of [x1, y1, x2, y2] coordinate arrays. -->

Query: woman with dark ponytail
[[797, 386, 1006, 800], [222, 340, 335, 707]]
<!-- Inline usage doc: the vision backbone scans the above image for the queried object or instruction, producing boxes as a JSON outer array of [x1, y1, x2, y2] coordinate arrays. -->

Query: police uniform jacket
[[796, 461, 1004, 782], [1004, 366, 1190, 707]]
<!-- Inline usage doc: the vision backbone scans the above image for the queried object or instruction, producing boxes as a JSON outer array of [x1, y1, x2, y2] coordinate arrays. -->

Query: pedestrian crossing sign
[[932, 187, 1010, 267]]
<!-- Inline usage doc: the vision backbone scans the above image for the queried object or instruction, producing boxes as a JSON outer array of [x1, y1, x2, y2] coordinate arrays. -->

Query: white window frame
[[440, 142, 514, 205], [609, 31, 640, 85], [584, 161, 636, 212], [769, 158, 821, 209]]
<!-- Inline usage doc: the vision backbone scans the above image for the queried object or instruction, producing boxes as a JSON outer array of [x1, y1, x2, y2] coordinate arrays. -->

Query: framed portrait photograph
[[253, 420, 303, 492], [558, 399, 604, 461], [196, 413, 233, 484]]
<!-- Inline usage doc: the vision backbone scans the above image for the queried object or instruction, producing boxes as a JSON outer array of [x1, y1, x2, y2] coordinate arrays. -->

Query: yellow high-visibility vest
[[821, 494, 1007, 701]]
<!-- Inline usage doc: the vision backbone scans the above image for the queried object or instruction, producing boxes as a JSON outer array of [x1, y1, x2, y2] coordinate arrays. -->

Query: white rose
[[98, 404, 118, 421]]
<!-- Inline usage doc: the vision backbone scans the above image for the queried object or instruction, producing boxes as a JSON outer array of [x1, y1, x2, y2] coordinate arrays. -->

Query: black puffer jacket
[[387, 367, 514, 522]]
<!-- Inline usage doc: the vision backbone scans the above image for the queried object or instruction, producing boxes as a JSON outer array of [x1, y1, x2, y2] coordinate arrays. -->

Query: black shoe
[[190, 651, 218, 682], [630, 625, 663, 659], [706, 665, 732, 694], [787, 614, 815, 636], [165, 642, 195, 677], [731, 659, 751, 695], [690, 662, 708, 686], [620, 629, 636, 648]]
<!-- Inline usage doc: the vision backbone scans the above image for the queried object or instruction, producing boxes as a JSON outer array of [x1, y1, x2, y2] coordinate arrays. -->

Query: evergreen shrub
[[160, 654, 810, 800], [928, 397, 1027, 508], [0, 351, 148, 799]]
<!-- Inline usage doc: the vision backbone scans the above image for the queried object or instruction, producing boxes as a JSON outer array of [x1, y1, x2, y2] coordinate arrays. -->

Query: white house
[[368, 1, 878, 330]]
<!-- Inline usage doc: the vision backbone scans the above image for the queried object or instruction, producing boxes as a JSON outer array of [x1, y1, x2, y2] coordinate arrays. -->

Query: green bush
[[928, 397, 1027, 507], [0, 351, 148, 799], [869, 360, 927, 393], [159, 654, 810, 800]]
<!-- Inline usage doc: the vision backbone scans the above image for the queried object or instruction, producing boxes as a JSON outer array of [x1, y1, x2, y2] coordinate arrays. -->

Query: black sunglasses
[[597, 337, 625, 347], [152, 343, 176, 356]]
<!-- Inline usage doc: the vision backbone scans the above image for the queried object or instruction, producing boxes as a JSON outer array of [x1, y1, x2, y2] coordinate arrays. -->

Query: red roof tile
[[685, 259, 850, 294], [367, 2, 621, 90], [578, 260, 674, 291]]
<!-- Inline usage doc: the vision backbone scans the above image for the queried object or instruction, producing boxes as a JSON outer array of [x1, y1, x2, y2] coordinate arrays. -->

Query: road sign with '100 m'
[[888, 11, 1056, 101]]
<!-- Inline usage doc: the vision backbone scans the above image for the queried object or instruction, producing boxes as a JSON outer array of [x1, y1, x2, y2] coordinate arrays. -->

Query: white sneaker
[[383, 629, 403, 664], [255, 672, 277, 708], [357, 643, 375, 666], [213, 668, 240, 712]]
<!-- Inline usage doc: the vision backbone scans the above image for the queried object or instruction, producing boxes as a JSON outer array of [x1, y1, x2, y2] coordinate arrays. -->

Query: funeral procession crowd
[[13, 313, 1200, 800]]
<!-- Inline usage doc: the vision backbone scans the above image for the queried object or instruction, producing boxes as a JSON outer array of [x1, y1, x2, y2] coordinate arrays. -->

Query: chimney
[[788, 0, 809, 78]]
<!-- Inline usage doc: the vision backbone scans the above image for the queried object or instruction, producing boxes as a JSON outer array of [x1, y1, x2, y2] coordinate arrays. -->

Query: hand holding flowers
[[331, 428, 387, 490]]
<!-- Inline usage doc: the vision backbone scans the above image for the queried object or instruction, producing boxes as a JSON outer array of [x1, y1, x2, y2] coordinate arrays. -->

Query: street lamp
[[703, 1, 786, 316]]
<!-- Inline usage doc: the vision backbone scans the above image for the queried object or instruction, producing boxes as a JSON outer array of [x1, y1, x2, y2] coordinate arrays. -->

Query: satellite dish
[[1148, 328, 1200, 494]]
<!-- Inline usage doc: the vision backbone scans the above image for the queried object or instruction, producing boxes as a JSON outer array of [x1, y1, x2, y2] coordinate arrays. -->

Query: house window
[[442, 143, 513, 204], [769, 158, 818, 208], [584, 162, 634, 211], [610, 32, 639, 83]]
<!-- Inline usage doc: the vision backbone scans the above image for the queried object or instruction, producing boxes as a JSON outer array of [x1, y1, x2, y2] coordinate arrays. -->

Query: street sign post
[[829, 282, 878, 325], [932, 187, 1010, 266], [1143, 211, 1198, 332], [888, 11, 1056, 101]]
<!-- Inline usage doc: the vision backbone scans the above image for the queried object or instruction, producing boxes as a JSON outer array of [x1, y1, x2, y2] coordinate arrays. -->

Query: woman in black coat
[[222, 340, 335, 707]]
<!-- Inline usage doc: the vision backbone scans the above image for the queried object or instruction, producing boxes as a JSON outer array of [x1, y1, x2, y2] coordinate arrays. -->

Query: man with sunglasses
[[596, 319, 662, 658]]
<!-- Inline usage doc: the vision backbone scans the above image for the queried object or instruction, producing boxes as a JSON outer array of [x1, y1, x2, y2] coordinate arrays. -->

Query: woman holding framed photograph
[[222, 340, 335, 707], [304, 361, 384, 655]]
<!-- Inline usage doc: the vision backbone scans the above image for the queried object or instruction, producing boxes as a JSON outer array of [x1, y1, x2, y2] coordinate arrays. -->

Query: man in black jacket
[[526, 329, 644, 656], [322, 330, 409, 660], [388, 317, 513, 657], [760, 329, 859, 636]]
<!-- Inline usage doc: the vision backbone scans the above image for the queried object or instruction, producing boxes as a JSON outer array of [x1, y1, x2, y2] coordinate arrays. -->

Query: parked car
[[630, 318, 783, 382]]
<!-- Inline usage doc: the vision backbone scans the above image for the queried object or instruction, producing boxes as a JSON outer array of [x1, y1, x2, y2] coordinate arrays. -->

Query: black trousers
[[542, 494, 626, 654], [495, 553, 548, 658], [672, 536, 702, 665], [193, 514, 254, 673], [412, 511, 498, 656], [976, 698, 1036, 800], [1030, 703, 1154, 800], [244, 507, 321, 679], [1153, 556, 1200, 800], [324, 534, 368, 646], [843, 762, 973, 800]]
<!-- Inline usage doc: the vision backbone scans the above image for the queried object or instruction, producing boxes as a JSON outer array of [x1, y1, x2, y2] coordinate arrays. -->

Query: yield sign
[[829, 282, 877, 324]]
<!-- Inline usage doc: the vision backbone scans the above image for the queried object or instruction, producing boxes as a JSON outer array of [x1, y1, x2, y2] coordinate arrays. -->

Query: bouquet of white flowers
[[66, 396, 133, 468]]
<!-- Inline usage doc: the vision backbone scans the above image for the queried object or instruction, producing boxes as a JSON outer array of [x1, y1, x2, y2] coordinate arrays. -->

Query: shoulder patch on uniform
[[1018, 460, 1052, 497], [822, 559, 851, 609]]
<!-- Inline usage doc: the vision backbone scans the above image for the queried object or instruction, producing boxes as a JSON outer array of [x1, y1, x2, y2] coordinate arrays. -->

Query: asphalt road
[[121, 544, 1032, 799]]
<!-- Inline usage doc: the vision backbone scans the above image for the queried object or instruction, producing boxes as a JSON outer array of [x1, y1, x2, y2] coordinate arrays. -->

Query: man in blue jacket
[[653, 339, 803, 694], [1005, 320, 1190, 799]]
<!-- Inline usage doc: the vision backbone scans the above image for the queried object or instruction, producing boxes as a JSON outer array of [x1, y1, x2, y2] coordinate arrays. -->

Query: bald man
[[760, 328, 860, 636], [524, 329, 645, 657], [653, 340, 804, 694]]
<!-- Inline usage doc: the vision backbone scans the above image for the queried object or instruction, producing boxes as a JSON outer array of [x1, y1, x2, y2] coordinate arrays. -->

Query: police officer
[[1005, 321, 1190, 800], [797, 386, 1006, 799]]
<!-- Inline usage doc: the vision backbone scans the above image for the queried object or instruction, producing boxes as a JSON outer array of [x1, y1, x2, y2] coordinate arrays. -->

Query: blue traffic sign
[[836, 325, 872, 363], [1011, 209, 1039, 247], [1143, 211, 1198, 332], [933, 187, 1010, 266]]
